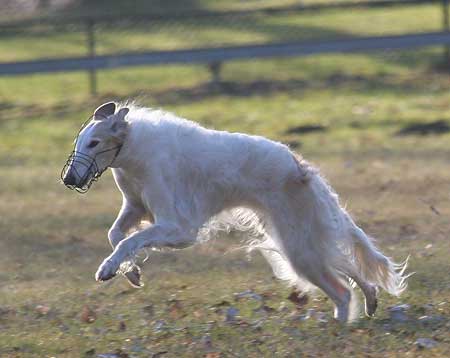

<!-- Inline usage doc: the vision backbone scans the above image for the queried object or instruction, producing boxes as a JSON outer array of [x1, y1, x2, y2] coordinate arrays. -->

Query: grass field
[[1, 1, 450, 357], [0, 4, 443, 62]]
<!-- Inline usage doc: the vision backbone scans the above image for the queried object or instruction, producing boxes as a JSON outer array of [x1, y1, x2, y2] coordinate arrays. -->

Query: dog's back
[[121, 105, 408, 323]]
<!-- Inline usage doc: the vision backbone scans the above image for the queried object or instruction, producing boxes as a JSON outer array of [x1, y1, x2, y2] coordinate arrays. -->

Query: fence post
[[86, 19, 97, 95], [443, 0, 450, 65], [208, 61, 222, 85]]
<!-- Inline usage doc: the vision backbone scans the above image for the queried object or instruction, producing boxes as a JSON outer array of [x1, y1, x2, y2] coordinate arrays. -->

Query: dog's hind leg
[[287, 257, 353, 322], [285, 248, 352, 322], [311, 271, 352, 323]]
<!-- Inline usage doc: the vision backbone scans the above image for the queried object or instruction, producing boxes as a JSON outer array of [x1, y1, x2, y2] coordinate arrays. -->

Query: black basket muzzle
[[61, 151, 102, 193], [61, 145, 122, 193]]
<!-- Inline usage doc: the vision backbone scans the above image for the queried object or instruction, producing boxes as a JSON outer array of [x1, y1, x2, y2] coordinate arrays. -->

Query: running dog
[[62, 102, 408, 322]]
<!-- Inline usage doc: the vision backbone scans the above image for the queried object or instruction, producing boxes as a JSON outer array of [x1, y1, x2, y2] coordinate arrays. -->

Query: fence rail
[[2, 32, 450, 76]]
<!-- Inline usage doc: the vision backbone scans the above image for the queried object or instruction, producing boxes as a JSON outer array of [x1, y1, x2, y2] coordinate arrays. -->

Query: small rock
[[278, 301, 289, 312], [415, 338, 438, 349], [388, 304, 410, 322], [130, 342, 144, 353], [291, 308, 327, 322], [153, 320, 167, 333], [142, 304, 154, 317], [85, 348, 95, 356], [97, 350, 129, 358], [0, 306, 14, 317], [251, 320, 264, 331], [306, 309, 327, 322], [420, 303, 434, 314], [306, 308, 316, 318], [201, 333, 213, 350], [253, 304, 275, 316], [225, 307, 239, 323], [294, 313, 310, 321], [59, 323, 70, 333], [418, 315, 446, 326], [299, 308, 316, 321], [234, 290, 262, 301], [35, 304, 51, 316]]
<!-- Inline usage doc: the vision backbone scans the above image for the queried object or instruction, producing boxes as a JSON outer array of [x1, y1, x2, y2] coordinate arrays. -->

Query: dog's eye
[[87, 140, 100, 149]]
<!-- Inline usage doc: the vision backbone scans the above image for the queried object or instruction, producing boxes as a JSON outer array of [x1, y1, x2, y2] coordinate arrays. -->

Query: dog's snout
[[63, 170, 77, 186]]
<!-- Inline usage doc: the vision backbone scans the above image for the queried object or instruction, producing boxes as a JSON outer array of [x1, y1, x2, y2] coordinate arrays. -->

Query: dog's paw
[[123, 265, 144, 288], [95, 258, 119, 282], [365, 285, 379, 317]]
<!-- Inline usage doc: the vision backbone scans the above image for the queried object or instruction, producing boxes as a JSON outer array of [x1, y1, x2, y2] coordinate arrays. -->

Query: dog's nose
[[63, 171, 77, 186]]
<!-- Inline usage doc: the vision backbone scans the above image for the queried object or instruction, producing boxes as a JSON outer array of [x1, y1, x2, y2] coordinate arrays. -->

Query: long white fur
[[78, 103, 408, 322]]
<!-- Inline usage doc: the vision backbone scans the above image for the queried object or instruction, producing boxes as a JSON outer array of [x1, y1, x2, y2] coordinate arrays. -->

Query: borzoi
[[62, 102, 408, 322]]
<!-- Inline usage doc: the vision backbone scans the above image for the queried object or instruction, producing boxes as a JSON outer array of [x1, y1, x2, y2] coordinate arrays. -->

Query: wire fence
[[0, 0, 449, 94]]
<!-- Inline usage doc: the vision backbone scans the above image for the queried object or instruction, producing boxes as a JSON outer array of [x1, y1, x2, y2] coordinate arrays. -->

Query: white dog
[[62, 102, 408, 322]]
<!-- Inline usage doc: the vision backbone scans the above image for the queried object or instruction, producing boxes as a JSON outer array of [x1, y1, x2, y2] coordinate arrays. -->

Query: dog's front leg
[[108, 201, 148, 287], [95, 222, 196, 282], [108, 201, 147, 248]]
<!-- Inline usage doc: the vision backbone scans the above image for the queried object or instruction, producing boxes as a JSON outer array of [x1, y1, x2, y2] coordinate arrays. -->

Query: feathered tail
[[350, 224, 410, 296]]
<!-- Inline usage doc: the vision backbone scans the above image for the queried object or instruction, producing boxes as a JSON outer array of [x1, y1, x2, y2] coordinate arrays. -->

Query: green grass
[[1, 2, 450, 357], [0, 4, 443, 61]]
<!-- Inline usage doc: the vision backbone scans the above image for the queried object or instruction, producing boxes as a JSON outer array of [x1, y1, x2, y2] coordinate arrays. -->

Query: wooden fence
[[0, 0, 449, 95]]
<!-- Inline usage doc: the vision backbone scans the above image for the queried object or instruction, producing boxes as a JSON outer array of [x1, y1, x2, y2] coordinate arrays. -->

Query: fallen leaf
[[118, 321, 126, 331], [80, 305, 96, 323], [287, 291, 308, 308], [168, 299, 185, 319], [204, 352, 221, 358]]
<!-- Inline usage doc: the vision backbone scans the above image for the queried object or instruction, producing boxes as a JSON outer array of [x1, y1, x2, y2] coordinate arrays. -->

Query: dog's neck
[[110, 135, 133, 171], [109, 121, 149, 174]]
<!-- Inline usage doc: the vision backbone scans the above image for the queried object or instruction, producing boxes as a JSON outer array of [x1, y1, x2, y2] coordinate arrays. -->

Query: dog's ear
[[116, 107, 129, 120], [94, 102, 116, 120], [110, 107, 129, 141]]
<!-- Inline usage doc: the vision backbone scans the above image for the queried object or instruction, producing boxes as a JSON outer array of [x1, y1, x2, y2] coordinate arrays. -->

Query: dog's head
[[61, 102, 129, 193]]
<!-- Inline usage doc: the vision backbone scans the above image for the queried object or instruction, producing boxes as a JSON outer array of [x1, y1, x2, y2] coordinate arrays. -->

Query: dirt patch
[[285, 124, 327, 135], [396, 120, 450, 136]]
